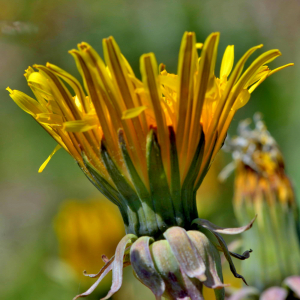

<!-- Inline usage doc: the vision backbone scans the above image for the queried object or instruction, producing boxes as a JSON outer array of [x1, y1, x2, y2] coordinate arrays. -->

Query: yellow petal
[[24, 66, 34, 79], [74, 95, 84, 112], [248, 63, 294, 93], [46, 63, 88, 112], [38, 144, 62, 173], [248, 73, 269, 93], [209, 44, 264, 134], [7, 87, 44, 116], [128, 74, 144, 88], [122, 106, 147, 119], [103, 37, 148, 173], [207, 33, 220, 91], [69, 47, 120, 155], [103, 36, 138, 111], [63, 115, 98, 132], [220, 45, 234, 79], [159, 74, 179, 92], [246, 65, 269, 87], [189, 32, 220, 166], [46, 99, 63, 115], [134, 87, 147, 96], [228, 49, 281, 109], [36, 113, 64, 126], [268, 63, 294, 76], [196, 43, 203, 49], [176, 32, 197, 155], [27, 72, 54, 100], [140, 52, 171, 183], [232, 89, 251, 110]]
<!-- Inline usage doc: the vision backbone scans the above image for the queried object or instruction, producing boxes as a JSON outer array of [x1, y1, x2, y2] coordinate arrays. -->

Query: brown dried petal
[[102, 234, 137, 299], [130, 236, 165, 299], [102, 255, 109, 263], [180, 271, 205, 300], [200, 226, 248, 285], [229, 249, 253, 260], [73, 262, 113, 300], [192, 216, 256, 235], [83, 255, 114, 278], [164, 227, 207, 281], [188, 230, 227, 289], [151, 239, 200, 300]]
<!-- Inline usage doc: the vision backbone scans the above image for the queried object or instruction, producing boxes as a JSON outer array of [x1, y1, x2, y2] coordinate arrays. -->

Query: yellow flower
[[7, 32, 292, 239], [54, 199, 124, 282], [7, 32, 292, 184], [7, 32, 294, 300]]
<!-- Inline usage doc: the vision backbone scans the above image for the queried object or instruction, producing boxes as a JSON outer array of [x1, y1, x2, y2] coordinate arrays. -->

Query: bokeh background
[[0, 0, 299, 299]]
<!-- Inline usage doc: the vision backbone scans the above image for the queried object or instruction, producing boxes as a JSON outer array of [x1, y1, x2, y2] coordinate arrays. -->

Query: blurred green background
[[0, 0, 299, 299]]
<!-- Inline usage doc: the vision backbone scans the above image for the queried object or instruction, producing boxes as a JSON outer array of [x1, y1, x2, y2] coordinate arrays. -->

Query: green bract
[[74, 222, 255, 300]]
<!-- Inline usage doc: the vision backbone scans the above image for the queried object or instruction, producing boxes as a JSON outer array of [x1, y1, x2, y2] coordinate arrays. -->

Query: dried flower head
[[223, 114, 300, 300]]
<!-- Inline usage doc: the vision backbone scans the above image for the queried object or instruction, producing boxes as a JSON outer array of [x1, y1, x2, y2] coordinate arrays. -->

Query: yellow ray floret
[[7, 32, 293, 191], [38, 144, 62, 173], [122, 106, 148, 120]]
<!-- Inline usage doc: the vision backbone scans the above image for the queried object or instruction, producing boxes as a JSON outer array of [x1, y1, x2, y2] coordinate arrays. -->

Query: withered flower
[[222, 114, 300, 300]]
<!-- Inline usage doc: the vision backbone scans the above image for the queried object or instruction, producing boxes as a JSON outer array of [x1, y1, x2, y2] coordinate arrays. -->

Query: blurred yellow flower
[[54, 199, 124, 282]]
